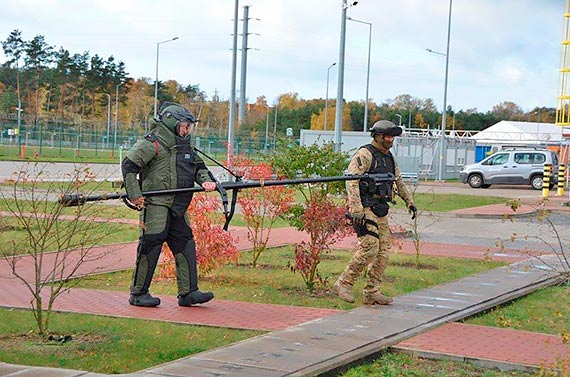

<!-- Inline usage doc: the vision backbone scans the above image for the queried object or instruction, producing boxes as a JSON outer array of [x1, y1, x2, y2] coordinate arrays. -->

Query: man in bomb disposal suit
[[121, 102, 216, 307], [334, 120, 417, 305]]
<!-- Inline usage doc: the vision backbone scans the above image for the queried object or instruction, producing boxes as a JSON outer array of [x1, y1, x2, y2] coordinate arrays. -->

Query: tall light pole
[[347, 16, 372, 131], [114, 81, 125, 152], [535, 108, 542, 142], [273, 99, 278, 150], [104, 93, 111, 149], [426, 0, 452, 180], [395, 114, 402, 128], [334, 0, 357, 152], [154, 37, 179, 118], [264, 104, 270, 152], [228, 0, 239, 164], [324, 62, 336, 131]]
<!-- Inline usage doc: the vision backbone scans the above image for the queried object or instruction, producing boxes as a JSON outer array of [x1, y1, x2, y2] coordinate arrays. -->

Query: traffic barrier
[[557, 164, 566, 196], [542, 164, 551, 198]]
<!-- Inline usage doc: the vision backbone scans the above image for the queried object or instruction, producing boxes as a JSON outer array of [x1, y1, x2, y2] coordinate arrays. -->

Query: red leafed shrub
[[232, 155, 295, 267], [156, 193, 239, 280], [291, 195, 351, 292]]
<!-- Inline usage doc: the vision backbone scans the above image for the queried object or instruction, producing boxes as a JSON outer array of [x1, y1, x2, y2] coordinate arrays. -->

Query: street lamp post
[[334, 0, 357, 152], [273, 99, 278, 150], [264, 105, 270, 152], [154, 37, 179, 118], [426, 0, 453, 181], [114, 82, 125, 152], [395, 114, 402, 128], [324, 62, 336, 131], [104, 93, 111, 149], [347, 16, 372, 131], [535, 108, 541, 142]]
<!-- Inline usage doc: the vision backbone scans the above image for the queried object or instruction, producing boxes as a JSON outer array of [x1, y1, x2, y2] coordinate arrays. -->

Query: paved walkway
[[0, 198, 569, 376], [394, 323, 570, 373]]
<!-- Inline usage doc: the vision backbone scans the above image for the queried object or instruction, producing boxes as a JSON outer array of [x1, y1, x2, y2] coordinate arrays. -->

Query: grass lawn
[[340, 351, 533, 376], [464, 284, 570, 336], [0, 309, 261, 374]]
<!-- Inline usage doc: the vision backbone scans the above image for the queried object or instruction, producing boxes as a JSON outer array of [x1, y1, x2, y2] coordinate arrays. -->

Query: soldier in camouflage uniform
[[334, 120, 417, 305], [121, 102, 216, 307]]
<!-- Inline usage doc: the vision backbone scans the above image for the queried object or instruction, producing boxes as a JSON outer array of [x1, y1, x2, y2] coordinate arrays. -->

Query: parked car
[[459, 148, 559, 190]]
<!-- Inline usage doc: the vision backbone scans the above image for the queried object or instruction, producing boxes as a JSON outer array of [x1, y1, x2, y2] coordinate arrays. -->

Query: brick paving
[[395, 323, 570, 372]]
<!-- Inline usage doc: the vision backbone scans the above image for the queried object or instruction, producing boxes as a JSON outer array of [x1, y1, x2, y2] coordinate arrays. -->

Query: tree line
[[0, 29, 556, 138]]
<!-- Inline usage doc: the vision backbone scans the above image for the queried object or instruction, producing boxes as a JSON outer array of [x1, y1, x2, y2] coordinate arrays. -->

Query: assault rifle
[[58, 147, 396, 230]]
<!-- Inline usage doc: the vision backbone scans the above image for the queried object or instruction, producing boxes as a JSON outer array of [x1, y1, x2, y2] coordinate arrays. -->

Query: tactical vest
[[358, 144, 395, 213]]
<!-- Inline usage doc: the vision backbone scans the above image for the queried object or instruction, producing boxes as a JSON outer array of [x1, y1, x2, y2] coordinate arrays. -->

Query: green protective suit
[[121, 119, 213, 298]]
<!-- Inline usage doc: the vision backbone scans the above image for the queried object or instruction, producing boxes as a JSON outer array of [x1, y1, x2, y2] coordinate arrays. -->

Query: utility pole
[[228, 0, 239, 163], [334, 0, 349, 152], [238, 5, 250, 127]]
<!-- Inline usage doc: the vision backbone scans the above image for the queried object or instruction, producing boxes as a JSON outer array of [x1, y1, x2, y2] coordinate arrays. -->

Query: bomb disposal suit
[[121, 103, 214, 307], [334, 120, 417, 305]]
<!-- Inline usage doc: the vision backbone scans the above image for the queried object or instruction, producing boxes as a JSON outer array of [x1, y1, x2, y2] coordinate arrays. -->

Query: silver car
[[460, 148, 559, 190]]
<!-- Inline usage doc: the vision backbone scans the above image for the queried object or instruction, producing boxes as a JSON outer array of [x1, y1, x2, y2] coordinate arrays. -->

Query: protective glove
[[351, 211, 366, 226], [408, 204, 417, 220]]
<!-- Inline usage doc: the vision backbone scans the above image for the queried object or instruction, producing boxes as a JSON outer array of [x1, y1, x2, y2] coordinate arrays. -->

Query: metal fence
[[0, 121, 276, 161]]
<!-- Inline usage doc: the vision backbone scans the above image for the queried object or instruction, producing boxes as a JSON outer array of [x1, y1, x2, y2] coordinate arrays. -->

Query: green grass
[[464, 284, 570, 336], [0, 308, 261, 374], [341, 350, 532, 376], [393, 192, 508, 212], [0, 218, 139, 256]]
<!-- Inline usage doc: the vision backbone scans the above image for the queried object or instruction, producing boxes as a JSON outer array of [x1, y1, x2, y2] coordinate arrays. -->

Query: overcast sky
[[0, 0, 564, 113]]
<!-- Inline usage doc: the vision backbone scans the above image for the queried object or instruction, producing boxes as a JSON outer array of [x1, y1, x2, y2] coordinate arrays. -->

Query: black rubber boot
[[129, 293, 161, 307], [178, 290, 214, 306]]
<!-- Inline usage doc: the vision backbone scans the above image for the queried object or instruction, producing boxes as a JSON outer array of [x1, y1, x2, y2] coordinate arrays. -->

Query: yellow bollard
[[558, 164, 566, 196], [542, 164, 551, 198]]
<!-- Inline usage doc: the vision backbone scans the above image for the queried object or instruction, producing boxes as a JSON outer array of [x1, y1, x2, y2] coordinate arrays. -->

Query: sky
[[0, 0, 565, 114]]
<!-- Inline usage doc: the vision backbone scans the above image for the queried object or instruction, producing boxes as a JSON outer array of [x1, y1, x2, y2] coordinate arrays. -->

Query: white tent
[[470, 120, 564, 146]]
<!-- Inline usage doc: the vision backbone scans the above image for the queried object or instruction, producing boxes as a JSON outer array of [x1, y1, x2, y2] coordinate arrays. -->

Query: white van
[[459, 148, 559, 190]]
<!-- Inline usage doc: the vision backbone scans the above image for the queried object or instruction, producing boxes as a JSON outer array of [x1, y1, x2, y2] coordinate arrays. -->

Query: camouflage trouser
[[338, 207, 391, 295]]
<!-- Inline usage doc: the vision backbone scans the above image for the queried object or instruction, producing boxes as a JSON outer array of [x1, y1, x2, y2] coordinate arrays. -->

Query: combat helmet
[[369, 120, 403, 137], [157, 102, 196, 134]]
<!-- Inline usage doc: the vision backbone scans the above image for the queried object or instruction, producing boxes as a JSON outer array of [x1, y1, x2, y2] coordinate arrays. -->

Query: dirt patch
[[390, 261, 438, 270], [0, 332, 109, 353], [234, 263, 285, 270]]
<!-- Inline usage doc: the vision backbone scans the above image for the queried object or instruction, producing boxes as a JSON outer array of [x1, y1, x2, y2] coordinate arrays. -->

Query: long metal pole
[[264, 105, 269, 152], [334, 0, 348, 152], [273, 101, 278, 150], [364, 21, 372, 131], [438, 0, 452, 181], [153, 37, 179, 119], [324, 62, 336, 131], [104, 93, 111, 149], [153, 42, 159, 119], [238, 5, 250, 127], [114, 82, 124, 152], [228, 0, 239, 161]]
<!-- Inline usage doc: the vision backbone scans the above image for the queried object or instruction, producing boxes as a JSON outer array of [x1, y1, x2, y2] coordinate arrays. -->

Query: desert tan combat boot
[[333, 280, 355, 303], [363, 291, 393, 305]]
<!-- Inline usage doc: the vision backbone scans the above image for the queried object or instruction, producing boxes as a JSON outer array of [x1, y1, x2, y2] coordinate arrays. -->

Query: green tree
[[24, 35, 54, 122]]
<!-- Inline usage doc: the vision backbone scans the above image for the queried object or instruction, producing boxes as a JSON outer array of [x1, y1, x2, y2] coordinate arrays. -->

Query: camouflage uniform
[[336, 138, 414, 304]]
